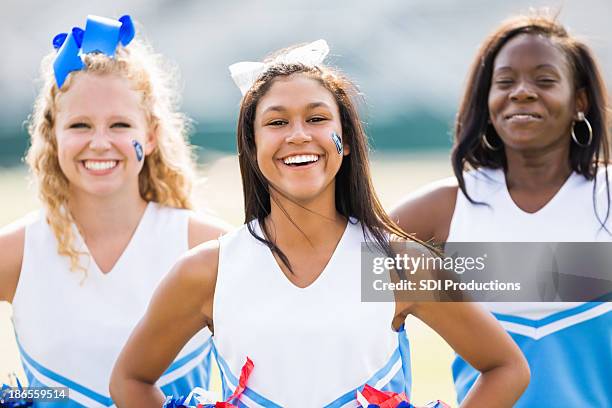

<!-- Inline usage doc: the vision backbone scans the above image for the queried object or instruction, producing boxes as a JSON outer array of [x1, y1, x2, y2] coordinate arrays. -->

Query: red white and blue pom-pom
[[356, 384, 451, 408], [1, 375, 33, 408], [163, 357, 254, 408], [163, 359, 450, 408]]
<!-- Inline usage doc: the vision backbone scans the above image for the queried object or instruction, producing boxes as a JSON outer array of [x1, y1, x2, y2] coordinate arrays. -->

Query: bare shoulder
[[389, 177, 459, 243], [0, 215, 35, 303], [390, 177, 459, 221], [388, 236, 441, 328], [188, 211, 234, 249], [165, 240, 221, 319], [173, 240, 221, 292]]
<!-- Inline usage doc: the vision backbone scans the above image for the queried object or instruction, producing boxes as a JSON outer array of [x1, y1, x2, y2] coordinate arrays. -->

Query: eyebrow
[[62, 114, 135, 124], [261, 101, 332, 114], [493, 64, 561, 73], [535, 64, 562, 72]]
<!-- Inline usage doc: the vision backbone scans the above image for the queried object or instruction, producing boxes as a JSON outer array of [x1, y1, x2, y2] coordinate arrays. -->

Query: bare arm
[[403, 301, 529, 407], [188, 212, 234, 249], [389, 178, 458, 244], [390, 242, 529, 406], [110, 241, 219, 407], [0, 222, 25, 303]]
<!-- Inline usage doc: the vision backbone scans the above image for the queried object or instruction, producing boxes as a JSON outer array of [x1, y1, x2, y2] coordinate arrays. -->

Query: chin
[[276, 185, 326, 203], [500, 132, 544, 150], [73, 183, 126, 198]]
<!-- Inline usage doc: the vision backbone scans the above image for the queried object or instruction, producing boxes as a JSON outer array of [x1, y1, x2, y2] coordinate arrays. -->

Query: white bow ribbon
[[229, 39, 330, 95]]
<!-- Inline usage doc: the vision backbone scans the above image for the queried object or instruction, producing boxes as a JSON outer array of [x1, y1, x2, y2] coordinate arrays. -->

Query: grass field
[[0, 151, 459, 406]]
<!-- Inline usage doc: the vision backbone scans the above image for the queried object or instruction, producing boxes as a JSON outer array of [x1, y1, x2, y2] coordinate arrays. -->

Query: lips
[[83, 160, 118, 170], [81, 159, 121, 174], [504, 112, 542, 120], [282, 154, 320, 166]]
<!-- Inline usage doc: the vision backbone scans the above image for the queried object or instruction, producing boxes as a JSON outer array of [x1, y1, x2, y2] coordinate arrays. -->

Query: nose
[[285, 122, 312, 144], [88, 128, 112, 151], [509, 80, 538, 102]]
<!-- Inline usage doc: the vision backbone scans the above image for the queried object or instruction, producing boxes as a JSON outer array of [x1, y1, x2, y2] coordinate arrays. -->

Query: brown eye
[[267, 120, 287, 127]]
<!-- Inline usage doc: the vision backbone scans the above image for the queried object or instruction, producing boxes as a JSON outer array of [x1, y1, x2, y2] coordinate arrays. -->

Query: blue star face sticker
[[132, 140, 144, 161], [331, 131, 343, 155]]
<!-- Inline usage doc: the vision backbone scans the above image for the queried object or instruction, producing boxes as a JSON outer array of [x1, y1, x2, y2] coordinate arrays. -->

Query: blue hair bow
[[52, 14, 135, 88]]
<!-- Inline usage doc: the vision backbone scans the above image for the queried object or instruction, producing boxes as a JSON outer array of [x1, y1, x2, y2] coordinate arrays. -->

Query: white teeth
[[509, 114, 539, 119], [84, 160, 118, 171], [283, 154, 319, 165]]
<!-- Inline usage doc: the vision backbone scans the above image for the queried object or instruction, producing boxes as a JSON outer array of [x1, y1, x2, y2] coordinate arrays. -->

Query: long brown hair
[[451, 13, 611, 228], [236, 62, 431, 271]]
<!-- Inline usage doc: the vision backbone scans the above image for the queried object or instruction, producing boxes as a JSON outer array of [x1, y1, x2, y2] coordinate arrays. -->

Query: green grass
[[0, 152, 458, 406]]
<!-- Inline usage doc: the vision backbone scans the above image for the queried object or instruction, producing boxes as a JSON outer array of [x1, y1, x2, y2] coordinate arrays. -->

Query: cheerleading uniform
[[12, 202, 213, 407], [213, 219, 411, 408], [448, 167, 612, 406]]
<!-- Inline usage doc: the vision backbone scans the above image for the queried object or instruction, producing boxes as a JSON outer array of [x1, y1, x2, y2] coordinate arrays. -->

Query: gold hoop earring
[[571, 112, 593, 147], [481, 132, 502, 151]]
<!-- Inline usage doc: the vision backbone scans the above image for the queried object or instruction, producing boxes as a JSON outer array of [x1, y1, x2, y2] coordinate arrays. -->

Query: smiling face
[[54, 72, 155, 199], [253, 73, 349, 205], [488, 33, 587, 151]]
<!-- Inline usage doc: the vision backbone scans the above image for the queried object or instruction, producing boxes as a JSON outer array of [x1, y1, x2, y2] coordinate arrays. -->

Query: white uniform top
[[213, 219, 411, 408], [448, 167, 612, 406], [12, 202, 213, 408]]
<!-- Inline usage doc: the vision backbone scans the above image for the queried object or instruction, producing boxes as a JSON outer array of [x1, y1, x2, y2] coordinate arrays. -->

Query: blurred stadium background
[[1, 0, 610, 406]]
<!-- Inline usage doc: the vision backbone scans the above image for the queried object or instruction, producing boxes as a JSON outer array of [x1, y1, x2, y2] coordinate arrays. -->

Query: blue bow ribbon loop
[[118, 15, 135, 46], [52, 14, 135, 88]]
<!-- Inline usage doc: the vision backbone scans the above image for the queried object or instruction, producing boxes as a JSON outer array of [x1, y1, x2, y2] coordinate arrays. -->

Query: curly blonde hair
[[26, 36, 196, 272]]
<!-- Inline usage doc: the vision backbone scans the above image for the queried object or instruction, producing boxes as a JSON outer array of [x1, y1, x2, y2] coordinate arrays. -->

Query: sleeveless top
[[447, 167, 612, 406], [12, 202, 213, 407], [213, 219, 411, 408]]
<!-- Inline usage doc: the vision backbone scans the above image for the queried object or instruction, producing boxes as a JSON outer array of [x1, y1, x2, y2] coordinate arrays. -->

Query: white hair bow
[[229, 39, 330, 96]]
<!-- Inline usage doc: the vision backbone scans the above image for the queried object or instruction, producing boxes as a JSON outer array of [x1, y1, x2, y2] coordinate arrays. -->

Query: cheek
[[322, 128, 344, 156], [53, 135, 82, 179], [108, 134, 145, 162], [118, 138, 140, 160], [487, 90, 503, 117], [254, 132, 278, 160], [55, 133, 85, 159], [547, 90, 575, 117]]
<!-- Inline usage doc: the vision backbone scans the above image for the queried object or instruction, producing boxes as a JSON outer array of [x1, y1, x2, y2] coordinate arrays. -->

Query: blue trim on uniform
[[214, 330, 411, 408], [211, 343, 230, 400], [213, 348, 283, 408], [213, 346, 239, 386], [163, 337, 212, 376], [17, 340, 114, 406], [454, 309, 612, 407], [493, 302, 604, 328], [24, 371, 87, 407], [322, 349, 401, 408], [159, 359, 212, 401], [212, 343, 232, 401], [17, 336, 212, 407], [235, 382, 284, 408], [396, 324, 412, 396], [324, 328, 411, 408]]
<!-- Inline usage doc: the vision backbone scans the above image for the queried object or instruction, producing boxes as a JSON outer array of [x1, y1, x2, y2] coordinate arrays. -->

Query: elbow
[[108, 366, 122, 404], [499, 350, 530, 397], [109, 363, 129, 406], [109, 361, 162, 407], [515, 354, 531, 394]]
